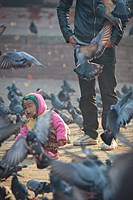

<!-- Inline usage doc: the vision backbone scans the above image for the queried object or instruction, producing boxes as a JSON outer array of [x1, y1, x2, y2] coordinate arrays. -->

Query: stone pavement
[[0, 7, 133, 83]]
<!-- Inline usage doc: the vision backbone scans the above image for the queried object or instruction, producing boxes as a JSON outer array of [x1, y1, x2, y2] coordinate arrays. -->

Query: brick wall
[[0, 35, 132, 83]]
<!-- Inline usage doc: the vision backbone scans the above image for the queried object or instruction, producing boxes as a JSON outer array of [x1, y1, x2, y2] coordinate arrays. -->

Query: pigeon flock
[[0, 2, 133, 197], [0, 80, 133, 200]]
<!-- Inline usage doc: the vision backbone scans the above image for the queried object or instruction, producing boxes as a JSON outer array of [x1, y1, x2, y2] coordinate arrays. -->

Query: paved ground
[[0, 77, 133, 199]]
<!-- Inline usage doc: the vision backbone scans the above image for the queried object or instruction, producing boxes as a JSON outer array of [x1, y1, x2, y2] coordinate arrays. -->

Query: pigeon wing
[[34, 110, 52, 144], [19, 51, 44, 67], [0, 24, 6, 36], [1, 136, 28, 167]]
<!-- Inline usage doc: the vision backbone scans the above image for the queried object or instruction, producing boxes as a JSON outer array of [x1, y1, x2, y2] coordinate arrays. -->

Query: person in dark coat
[[57, 0, 131, 150]]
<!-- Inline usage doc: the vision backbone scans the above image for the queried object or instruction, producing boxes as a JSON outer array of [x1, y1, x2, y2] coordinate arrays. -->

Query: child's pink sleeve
[[15, 124, 28, 142], [52, 111, 68, 142]]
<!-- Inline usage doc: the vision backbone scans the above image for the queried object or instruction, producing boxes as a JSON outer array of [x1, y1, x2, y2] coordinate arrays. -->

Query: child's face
[[23, 99, 37, 118]]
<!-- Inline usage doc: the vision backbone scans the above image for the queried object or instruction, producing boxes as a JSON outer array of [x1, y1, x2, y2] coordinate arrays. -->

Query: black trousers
[[74, 47, 118, 139]]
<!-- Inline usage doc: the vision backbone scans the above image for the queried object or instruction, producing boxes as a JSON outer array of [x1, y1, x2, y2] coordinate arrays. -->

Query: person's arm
[[57, 0, 74, 43], [110, 0, 131, 45], [52, 111, 68, 146], [15, 124, 28, 142]]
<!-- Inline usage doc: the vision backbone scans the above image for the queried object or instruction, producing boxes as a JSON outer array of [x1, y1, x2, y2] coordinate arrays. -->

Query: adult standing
[[57, 0, 131, 150]]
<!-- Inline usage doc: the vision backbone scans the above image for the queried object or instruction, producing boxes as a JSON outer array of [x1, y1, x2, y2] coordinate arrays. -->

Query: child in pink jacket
[[15, 92, 68, 159]]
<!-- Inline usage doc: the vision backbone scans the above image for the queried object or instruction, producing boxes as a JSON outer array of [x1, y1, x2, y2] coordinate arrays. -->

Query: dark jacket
[[57, 0, 131, 45]]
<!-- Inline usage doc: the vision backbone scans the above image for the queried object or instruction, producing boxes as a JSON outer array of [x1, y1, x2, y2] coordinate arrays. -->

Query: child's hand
[[58, 139, 67, 146]]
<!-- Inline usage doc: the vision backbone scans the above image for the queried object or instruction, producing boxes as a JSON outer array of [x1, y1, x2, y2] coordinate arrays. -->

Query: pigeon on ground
[[11, 83, 23, 97], [50, 93, 66, 110], [57, 89, 70, 103], [27, 179, 53, 198], [69, 108, 83, 130], [9, 98, 23, 114], [61, 80, 76, 93], [101, 90, 133, 146], [36, 88, 51, 100], [11, 173, 28, 200], [0, 185, 15, 200], [29, 21, 38, 34], [0, 51, 45, 69], [0, 24, 6, 36], [54, 109, 74, 125]]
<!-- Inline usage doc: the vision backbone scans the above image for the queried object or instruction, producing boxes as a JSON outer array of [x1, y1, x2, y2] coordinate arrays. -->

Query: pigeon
[[80, 21, 113, 60], [36, 88, 51, 100], [11, 173, 29, 200], [0, 24, 6, 36], [0, 110, 52, 170], [0, 185, 15, 200], [27, 179, 53, 198], [96, 1, 123, 32], [50, 93, 66, 110], [9, 98, 23, 114], [54, 109, 74, 125], [29, 21, 38, 34], [69, 108, 83, 130], [103, 151, 133, 200], [0, 114, 25, 146], [61, 80, 76, 93], [0, 51, 45, 69], [11, 83, 23, 96], [101, 90, 133, 146], [50, 171, 89, 200], [0, 164, 27, 181], [57, 89, 70, 103], [74, 44, 103, 81]]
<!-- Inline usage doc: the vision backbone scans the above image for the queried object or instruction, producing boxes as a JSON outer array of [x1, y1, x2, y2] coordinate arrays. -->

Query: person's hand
[[106, 40, 115, 48], [58, 139, 67, 146], [69, 35, 77, 46]]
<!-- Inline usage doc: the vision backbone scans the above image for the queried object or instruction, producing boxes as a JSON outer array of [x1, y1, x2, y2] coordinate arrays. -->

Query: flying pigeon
[[0, 51, 45, 69], [101, 90, 133, 146]]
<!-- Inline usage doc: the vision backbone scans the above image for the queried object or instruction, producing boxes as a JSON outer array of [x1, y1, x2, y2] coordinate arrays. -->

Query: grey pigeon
[[0, 114, 25, 146], [0, 185, 15, 200], [50, 93, 66, 110], [29, 21, 38, 34], [74, 45, 103, 81], [69, 108, 83, 129], [80, 21, 113, 60], [0, 111, 52, 170], [50, 171, 89, 200], [61, 80, 76, 93], [57, 89, 70, 103], [96, 1, 123, 32], [11, 173, 28, 200], [11, 83, 23, 96], [101, 90, 133, 146], [27, 179, 52, 198], [0, 51, 45, 69], [9, 98, 23, 114]]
